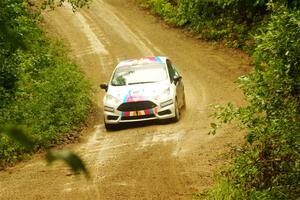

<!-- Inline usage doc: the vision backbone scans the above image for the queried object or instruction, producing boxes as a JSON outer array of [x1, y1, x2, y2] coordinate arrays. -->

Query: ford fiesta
[[100, 56, 185, 130]]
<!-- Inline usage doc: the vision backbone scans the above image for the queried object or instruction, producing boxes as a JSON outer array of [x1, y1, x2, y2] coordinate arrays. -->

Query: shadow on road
[[106, 119, 174, 132]]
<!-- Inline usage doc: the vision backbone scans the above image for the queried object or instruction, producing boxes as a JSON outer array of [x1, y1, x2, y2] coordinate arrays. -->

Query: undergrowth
[[0, 0, 91, 167]]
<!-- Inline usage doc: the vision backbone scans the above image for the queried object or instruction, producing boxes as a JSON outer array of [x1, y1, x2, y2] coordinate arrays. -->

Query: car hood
[[106, 81, 170, 103]]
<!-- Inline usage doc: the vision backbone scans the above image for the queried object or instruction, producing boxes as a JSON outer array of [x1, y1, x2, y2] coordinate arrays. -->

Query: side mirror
[[100, 83, 108, 91], [173, 76, 182, 85]]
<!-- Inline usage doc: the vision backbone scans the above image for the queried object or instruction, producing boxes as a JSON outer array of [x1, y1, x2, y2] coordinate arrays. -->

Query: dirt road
[[0, 0, 251, 199]]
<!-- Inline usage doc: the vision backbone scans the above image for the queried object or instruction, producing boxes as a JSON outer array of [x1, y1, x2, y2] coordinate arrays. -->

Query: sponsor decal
[[122, 108, 158, 117], [123, 90, 145, 103], [119, 57, 163, 67]]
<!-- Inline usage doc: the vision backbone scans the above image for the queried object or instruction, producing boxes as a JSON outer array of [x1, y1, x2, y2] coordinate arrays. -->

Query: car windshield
[[111, 64, 168, 86]]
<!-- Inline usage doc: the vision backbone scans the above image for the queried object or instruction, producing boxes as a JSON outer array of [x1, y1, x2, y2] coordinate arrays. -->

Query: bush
[[0, 0, 91, 166], [137, 0, 272, 50], [209, 6, 300, 199]]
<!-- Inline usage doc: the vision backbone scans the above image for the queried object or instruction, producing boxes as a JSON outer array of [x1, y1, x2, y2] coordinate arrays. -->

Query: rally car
[[100, 56, 185, 130]]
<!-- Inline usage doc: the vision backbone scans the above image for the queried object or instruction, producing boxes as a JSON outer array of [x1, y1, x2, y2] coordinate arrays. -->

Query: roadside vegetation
[[136, 0, 300, 199], [0, 0, 91, 168]]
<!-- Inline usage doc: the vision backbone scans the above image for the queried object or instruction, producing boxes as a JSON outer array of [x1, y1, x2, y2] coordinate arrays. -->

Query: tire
[[105, 123, 115, 131], [182, 93, 186, 109], [172, 98, 180, 122]]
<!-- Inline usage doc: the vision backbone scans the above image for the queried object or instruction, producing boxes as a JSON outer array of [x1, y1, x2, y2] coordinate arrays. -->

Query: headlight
[[160, 99, 173, 108], [105, 94, 120, 106], [155, 87, 171, 101], [104, 106, 114, 112]]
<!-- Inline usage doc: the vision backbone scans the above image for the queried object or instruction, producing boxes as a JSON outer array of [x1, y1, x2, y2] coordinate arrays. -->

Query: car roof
[[116, 56, 168, 68]]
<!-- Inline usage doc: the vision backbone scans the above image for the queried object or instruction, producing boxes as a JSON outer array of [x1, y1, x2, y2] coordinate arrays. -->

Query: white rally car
[[100, 56, 185, 130]]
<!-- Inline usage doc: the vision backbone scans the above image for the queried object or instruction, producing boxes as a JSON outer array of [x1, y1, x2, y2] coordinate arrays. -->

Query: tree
[[210, 5, 300, 199]]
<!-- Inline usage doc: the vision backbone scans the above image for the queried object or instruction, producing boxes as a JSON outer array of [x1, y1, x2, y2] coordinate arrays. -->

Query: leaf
[[211, 122, 217, 129], [46, 150, 90, 179], [246, 132, 256, 144], [0, 125, 34, 150], [209, 123, 218, 135]]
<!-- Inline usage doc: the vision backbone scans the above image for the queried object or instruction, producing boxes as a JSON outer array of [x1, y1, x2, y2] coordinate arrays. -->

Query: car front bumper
[[103, 101, 176, 124]]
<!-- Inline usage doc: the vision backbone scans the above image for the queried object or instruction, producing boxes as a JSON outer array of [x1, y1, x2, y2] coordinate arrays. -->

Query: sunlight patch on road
[[81, 125, 134, 167], [91, 0, 154, 56], [79, 125, 115, 166], [62, 183, 73, 193], [65, 4, 109, 56], [75, 13, 109, 55], [137, 132, 182, 149]]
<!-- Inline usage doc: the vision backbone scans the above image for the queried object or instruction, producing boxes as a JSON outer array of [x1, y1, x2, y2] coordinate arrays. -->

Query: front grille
[[117, 101, 156, 111], [121, 114, 155, 120]]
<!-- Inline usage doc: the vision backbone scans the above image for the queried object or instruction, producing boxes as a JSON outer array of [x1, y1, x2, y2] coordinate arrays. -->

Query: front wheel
[[182, 93, 186, 109], [172, 99, 180, 122], [105, 123, 115, 131]]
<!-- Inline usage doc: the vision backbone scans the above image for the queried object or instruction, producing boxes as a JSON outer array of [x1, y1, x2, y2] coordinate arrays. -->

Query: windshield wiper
[[128, 81, 155, 85]]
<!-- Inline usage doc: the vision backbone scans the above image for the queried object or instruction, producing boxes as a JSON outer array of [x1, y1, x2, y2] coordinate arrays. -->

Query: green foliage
[[0, 125, 89, 177], [137, 0, 300, 51], [0, 125, 34, 150], [138, 0, 178, 24], [137, 0, 266, 49], [41, 0, 91, 10], [0, 0, 91, 167], [209, 6, 300, 200]]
